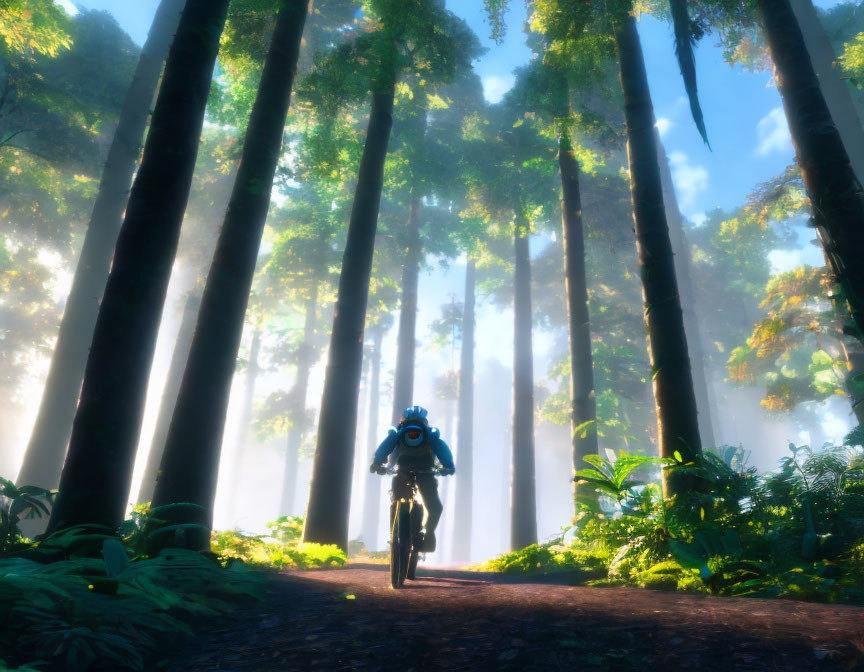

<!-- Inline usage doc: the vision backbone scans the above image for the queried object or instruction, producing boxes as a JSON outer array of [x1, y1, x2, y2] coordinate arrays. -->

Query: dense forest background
[[2, 0, 864, 565]]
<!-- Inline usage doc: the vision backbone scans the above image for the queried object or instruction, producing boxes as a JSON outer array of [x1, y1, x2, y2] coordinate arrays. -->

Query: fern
[[574, 451, 664, 503], [0, 545, 265, 670]]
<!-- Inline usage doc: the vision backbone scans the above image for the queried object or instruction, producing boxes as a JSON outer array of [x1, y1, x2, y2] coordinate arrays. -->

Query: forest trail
[[163, 563, 864, 671]]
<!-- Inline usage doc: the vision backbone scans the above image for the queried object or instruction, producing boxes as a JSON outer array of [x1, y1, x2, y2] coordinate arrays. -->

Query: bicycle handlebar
[[381, 466, 446, 476]]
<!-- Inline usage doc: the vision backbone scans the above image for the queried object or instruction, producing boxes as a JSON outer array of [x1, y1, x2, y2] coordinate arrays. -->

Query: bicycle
[[381, 466, 442, 589]]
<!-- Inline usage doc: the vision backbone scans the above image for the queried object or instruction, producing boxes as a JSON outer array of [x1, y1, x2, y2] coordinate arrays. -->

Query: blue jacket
[[373, 426, 455, 471]]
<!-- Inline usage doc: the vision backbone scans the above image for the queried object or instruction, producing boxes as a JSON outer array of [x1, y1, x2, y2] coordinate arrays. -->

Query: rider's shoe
[[419, 531, 436, 552]]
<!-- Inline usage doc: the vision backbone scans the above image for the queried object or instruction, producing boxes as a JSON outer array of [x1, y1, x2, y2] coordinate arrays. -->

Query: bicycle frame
[[383, 467, 440, 588]]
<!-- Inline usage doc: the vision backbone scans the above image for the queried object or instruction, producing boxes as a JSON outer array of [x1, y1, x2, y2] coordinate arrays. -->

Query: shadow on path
[[161, 564, 864, 671]]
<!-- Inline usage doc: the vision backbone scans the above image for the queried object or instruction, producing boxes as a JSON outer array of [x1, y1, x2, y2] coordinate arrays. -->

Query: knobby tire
[[407, 502, 423, 580], [390, 502, 411, 588]]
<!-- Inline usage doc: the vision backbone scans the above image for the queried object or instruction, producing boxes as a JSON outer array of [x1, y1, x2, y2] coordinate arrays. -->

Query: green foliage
[[0, 546, 264, 671], [0, 0, 72, 59], [210, 516, 346, 570], [840, 31, 864, 88], [0, 477, 54, 553], [485, 544, 556, 573], [483, 0, 509, 43], [428, 299, 463, 350], [728, 265, 850, 412], [118, 502, 154, 561], [574, 451, 664, 503], [0, 491, 272, 670], [484, 439, 864, 603]]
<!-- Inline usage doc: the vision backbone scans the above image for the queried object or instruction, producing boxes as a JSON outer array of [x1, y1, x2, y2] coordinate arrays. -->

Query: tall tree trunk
[[136, 290, 201, 503], [511, 218, 537, 550], [438, 395, 455, 561], [361, 325, 384, 550], [615, 14, 702, 493], [451, 259, 475, 562], [149, 0, 309, 550], [656, 132, 717, 449], [759, 0, 864, 343], [298, 0, 316, 74], [46, 0, 231, 534], [226, 327, 262, 513], [559, 133, 599, 499], [390, 194, 422, 426], [280, 282, 319, 516], [303, 78, 396, 550], [17, 0, 186, 491], [790, 0, 864, 185]]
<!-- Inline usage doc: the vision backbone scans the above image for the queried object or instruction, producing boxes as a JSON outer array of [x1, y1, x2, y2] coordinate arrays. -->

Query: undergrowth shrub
[[0, 478, 54, 555], [0, 496, 333, 670], [482, 435, 864, 603], [210, 516, 346, 569], [0, 547, 264, 671]]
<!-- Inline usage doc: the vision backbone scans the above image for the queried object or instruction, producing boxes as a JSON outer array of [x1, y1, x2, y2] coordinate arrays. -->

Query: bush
[[0, 547, 264, 671], [483, 437, 864, 603], [0, 493, 335, 670], [0, 478, 54, 554], [210, 517, 346, 570]]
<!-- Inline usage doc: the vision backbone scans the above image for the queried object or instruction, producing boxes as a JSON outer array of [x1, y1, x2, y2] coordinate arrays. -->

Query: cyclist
[[370, 405, 454, 552]]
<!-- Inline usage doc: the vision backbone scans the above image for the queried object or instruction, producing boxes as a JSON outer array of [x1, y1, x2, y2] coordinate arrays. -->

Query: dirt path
[[162, 563, 864, 671]]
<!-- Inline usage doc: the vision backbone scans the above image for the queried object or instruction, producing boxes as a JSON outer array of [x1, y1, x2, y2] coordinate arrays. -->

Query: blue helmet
[[401, 405, 428, 426]]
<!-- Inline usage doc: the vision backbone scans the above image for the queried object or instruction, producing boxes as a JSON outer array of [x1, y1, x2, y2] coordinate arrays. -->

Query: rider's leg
[[416, 473, 443, 550]]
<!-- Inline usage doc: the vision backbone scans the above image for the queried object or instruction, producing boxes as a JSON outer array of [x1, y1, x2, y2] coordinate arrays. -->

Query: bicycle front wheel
[[389, 502, 411, 588]]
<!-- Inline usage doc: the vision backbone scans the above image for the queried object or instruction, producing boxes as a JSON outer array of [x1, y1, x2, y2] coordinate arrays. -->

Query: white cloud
[[655, 117, 673, 137], [755, 107, 792, 157], [689, 212, 707, 227], [55, 0, 78, 15], [767, 245, 825, 274], [668, 151, 709, 214], [481, 74, 515, 104]]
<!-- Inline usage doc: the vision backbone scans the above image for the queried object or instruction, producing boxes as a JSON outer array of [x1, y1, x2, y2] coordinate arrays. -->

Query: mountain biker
[[369, 405, 454, 552]]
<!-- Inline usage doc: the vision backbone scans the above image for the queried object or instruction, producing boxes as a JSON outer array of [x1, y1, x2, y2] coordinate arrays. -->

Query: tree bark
[[17, 0, 186, 491], [759, 0, 864, 343], [615, 14, 702, 493], [655, 132, 717, 449], [511, 218, 537, 550], [46, 0, 231, 534], [303, 79, 396, 550], [361, 325, 384, 550], [280, 282, 319, 516], [149, 0, 309, 550], [789, 0, 864, 185], [559, 133, 600, 500], [390, 194, 422, 426], [438, 395, 455, 560], [452, 259, 475, 562], [136, 290, 201, 504]]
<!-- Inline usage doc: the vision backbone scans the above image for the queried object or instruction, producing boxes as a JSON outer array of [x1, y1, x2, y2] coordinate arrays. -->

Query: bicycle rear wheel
[[389, 502, 411, 588]]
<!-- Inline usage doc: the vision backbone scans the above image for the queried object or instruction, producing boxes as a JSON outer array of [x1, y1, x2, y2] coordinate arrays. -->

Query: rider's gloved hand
[[438, 467, 455, 476], [370, 461, 386, 474]]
